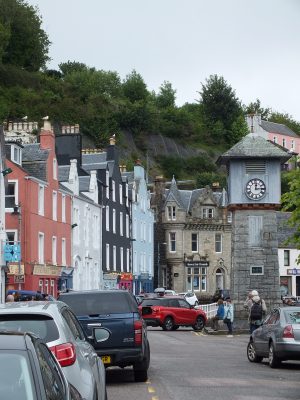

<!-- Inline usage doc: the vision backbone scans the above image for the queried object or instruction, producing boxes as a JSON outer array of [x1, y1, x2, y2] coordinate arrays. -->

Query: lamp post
[[157, 242, 167, 288]]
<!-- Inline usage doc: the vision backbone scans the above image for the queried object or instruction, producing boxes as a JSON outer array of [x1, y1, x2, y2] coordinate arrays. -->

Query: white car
[[178, 292, 199, 306]]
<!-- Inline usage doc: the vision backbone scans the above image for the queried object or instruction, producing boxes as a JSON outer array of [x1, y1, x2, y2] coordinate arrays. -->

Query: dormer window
[[11, 145, 22, 165], [202, 207, 214, 219], [167, 206, 176, 220]]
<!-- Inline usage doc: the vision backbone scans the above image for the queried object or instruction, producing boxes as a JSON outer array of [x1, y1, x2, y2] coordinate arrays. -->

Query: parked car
[[59, 289, 150, 382], [178, 292, 199, 306], [212, 289, 230, 303], [139, 296, 207, 331], [282, 295, 298, 306], [0, 301, 107, 399], [247, 306, 300, 368], [0, 331, 83, 399]]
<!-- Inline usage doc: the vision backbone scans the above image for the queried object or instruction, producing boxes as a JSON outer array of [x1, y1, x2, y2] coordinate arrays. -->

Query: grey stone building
[[151, 176, 231, 299]]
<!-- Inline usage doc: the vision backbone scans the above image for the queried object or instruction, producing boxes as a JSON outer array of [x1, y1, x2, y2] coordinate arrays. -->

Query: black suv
[[59, 290, 150, 382]]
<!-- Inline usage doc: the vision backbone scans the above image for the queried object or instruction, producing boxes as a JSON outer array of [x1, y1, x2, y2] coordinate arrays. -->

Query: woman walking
[[212, 298, 224, 331], [223, 297, 234, 337]]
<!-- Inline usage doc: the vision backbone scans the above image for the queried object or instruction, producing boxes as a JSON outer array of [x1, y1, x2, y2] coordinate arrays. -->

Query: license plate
[[101, 355, 111, 364]]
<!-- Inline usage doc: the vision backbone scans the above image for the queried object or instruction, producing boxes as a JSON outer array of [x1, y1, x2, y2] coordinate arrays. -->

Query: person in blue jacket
[[212, 298, 225, 331], [224, 297, 234, 337]]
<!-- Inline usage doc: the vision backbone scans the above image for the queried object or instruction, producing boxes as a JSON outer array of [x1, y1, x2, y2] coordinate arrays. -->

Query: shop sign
[[14, 274, 25, 284], [8, 264, 24, 275], [120, 273, 133, 280], [140, 273, 149, 280], [185, 261, 209, 267], [103, 273, 118, 281], [33, 265, 62, 276], [287, 268, 300, 275]]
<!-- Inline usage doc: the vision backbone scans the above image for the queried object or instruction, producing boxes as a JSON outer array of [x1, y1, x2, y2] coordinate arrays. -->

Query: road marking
[[148, 386, 156, 393]]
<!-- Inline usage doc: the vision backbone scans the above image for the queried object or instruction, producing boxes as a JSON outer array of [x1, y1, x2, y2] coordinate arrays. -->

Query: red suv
[[140, 296, 207, 331]]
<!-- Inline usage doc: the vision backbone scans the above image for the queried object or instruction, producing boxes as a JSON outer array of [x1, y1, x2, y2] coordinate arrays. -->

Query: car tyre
[[193, 316, 205, 331], [162, 316, 174, 331], [133, 340, 150, 382], [172, 325, 179, 330], [247, 341, 263, 363], [269, 342, 281, 368]]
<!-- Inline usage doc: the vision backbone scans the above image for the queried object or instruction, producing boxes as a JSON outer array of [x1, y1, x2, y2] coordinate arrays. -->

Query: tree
[[244, 99, 271, 120], [59, 61, 91, 76], [199, 74, 247, 145], [156, 81, 176, 108], [122, 70, 149, 102], [281, 169, 300, 263], [0, 0, 50, 71], [269, 111, 300, 135]]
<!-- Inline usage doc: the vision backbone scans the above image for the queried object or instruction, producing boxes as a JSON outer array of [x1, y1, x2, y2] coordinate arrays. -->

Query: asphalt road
[[106, 327, 300, 400]]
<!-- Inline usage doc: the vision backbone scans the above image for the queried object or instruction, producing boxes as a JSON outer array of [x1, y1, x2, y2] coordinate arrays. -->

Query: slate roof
[[261, 120, 299, 138], [165, 176, 185, 208], [277, 212, 298, 248], [58, 165, 70, 182], [218, 135, 291, 165], [22, 144, 49, 161]]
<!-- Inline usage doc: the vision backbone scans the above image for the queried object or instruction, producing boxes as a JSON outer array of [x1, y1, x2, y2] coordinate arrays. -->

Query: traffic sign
[[14, 274, 25, 284]]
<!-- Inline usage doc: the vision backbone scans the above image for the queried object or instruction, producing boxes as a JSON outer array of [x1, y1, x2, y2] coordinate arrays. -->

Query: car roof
[[0, 331, 33, 351], [0, 301, 67, 316], [59, 289, 131, 295]]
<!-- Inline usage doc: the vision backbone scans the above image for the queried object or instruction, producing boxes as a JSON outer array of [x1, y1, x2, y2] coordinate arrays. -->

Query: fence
[[198, 302, 218, 319]]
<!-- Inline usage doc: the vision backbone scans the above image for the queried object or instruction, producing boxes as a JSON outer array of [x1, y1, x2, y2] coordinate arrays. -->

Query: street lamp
[[157, 242, 167, 288]]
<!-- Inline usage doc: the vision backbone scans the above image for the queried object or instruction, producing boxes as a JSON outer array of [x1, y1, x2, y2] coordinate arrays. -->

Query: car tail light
[[50, 342, 76, 367], [134, 320, 143, 345], [283, 325, 294, 339]]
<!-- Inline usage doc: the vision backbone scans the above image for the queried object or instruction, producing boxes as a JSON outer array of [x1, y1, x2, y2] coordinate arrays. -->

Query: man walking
[[244, 290, 267, 333]]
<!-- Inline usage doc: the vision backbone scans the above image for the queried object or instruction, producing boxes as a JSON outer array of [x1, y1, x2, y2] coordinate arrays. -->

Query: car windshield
[[59, 292, 138, 315], [0, 315, 59, 343], [0, 351, 36, 399], [284, 310, 300, 324]]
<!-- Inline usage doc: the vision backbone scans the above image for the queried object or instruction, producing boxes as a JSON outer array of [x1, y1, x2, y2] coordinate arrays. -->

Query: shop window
[[284, 250, 290, 266]]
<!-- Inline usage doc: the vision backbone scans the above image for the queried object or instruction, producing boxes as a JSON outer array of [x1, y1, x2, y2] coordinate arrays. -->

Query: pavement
[[205, 318, 249, 335]]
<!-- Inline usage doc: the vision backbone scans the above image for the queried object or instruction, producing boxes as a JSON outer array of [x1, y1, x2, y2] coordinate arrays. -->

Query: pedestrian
[[212, 298, 224, 331], [223, 297, 234, 337], [244, 289, 267, 333], [6, 294, 15, 302]]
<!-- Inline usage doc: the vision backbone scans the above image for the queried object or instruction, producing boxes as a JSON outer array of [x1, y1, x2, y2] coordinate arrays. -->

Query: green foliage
[[0, 0, 50, 71], [155, 81, 176, 108], [269, 112, 300, 135], [122, 70, 149, 103], [244, 99, 271, 119], [281, 169, 300, 262], [196, 172, 227, 188]]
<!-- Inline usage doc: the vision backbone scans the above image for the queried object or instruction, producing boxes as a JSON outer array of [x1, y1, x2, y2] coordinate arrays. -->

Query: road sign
[[14, 274, 25, 284]]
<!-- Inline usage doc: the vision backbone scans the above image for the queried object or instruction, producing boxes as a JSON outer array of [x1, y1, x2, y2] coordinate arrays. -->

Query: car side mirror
[[93, 327, 110, 343]]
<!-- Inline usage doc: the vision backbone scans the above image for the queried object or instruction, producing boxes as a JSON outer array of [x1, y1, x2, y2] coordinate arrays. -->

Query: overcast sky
[[27, 0, 300, 121]]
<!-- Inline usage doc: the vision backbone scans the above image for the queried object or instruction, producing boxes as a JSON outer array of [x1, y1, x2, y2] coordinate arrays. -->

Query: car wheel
[[133, 340, 150, 382], [172, 325, 179, 330], [162, 316, 174, 331], [193, 316, 205, 331], [247, 341, 263, 363], [269, 342, 281, 368]]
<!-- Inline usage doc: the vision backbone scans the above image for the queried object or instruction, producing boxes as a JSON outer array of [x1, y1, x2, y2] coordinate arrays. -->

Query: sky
[[27, 0, 300, 121]]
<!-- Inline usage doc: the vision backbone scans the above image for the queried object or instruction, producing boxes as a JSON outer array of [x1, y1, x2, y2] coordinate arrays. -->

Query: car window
[[62, 309, 85, 341], [36, 342, 66, 399], [141, 298, 168, 307], [178, 299, 190, 309], [266, 310, 280, 325], [168, 299, 180, 307], [0, 314, 59, 342], [59, 292, 138, 314], [0, 351, 36, 398], [284, 310, 300, 324]]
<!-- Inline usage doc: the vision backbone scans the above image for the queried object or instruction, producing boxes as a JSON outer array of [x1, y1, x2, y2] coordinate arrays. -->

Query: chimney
[[107, 135, 119, 162], [39, 119, 55, 151], [245, 114, 262, 135]]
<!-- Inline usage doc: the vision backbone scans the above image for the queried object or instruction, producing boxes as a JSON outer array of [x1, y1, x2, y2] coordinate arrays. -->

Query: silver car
[[247, 306, 300, 368], [0, 301, 107, 399]]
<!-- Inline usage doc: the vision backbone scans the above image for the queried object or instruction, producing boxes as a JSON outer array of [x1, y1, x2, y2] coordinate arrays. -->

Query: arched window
[[216, 267, 224, 290]]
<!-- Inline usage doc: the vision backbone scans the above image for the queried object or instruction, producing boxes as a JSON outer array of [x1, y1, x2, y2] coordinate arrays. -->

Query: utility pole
[[0, 127, 6, 303]]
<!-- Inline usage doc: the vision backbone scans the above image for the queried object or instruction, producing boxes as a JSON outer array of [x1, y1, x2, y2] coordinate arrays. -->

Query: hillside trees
[[0, 0, 50, 71], [199, 74, 248, 145]]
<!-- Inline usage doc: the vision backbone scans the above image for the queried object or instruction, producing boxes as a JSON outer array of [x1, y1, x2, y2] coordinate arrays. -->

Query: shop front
[[103, 272, 119, 290], [133, 272, 153, 295], [32, 264, 62, 298], [119, 273, 133, 291]]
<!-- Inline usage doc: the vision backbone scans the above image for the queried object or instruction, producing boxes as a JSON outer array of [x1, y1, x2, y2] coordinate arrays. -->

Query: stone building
[[151, 176, 231, 299]]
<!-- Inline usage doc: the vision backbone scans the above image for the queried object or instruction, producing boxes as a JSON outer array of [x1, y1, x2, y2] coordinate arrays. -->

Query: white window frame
[[113, 245, 116, 271], [126, 183, 129, 207], [106, 244, 110, 270], [106, 206, 109, 231], [106, 171, 109, 198], [11, 145, 22, 165], [169, 232, 176, 252], [53, 158, 57, 180], [112, 180, 115, 202], [273, 136, 277, 144], [52, 236, 57, 265], [62, 194, 66, 223], [126, 215, 129, 238], [291, 140, 295, 150], [62, 238, 66, 266], [167, 205, 176, 220], [282, 138, 286, 148], [202, 208, 214, 219], [38, 232, 44, 264], [113, 209, 116, 234], [119, 184, 123, 204], [126, 248, 130, 272], [52, 191, 57, 221], [250, 265, 264, 275], [120, 247, 124, 272], [120, 212, 123, 236], [5, 180, 18, 211], [38, 184, 45, 216]]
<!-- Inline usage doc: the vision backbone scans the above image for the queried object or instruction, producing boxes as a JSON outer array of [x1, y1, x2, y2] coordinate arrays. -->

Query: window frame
[[215, 233, 222, 253]]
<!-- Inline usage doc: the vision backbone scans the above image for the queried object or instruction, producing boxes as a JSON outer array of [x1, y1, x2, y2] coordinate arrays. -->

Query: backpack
[[250, 301, 263, 320]]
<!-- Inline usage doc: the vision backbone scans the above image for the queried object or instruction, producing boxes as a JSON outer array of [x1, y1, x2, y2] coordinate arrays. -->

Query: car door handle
[[87, 323, 102, 328]]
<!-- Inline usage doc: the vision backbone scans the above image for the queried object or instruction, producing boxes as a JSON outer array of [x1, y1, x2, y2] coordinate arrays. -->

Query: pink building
[[246, 114, 300, 158], [5, 121, 72, 297]]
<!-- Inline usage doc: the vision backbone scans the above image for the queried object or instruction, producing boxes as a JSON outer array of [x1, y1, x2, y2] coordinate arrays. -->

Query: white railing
[[197, 302, 218, 319]]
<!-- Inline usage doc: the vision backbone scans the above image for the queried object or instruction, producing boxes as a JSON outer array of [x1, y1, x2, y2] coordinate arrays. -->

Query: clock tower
[[218, 134, 291, 318]]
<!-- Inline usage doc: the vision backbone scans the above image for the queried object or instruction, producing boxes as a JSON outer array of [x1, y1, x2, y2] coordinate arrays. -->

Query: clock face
[[245, 178, 266, 200]]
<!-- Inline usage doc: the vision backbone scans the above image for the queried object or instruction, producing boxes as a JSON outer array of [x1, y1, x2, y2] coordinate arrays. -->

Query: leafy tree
[[244, 99, 271, 120], [269, 111, 300, 135], [196, 172, 227, 188], [0, 0, 50, 71], [59, 61, 92, 76], [199, 74, 247, 145], [281, 169, 300, 263], [122, 70, 149, 102], [156, 81, 176, 108]]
